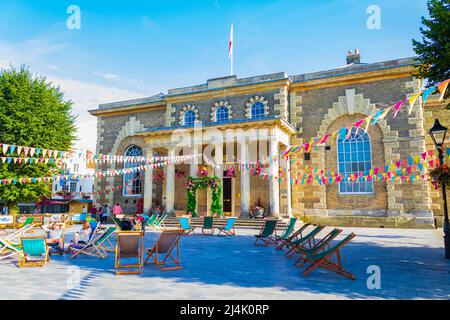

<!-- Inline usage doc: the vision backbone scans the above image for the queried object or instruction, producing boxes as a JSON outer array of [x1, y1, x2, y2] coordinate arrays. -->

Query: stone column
[[166, 148, 175, 216], [143, 145, 153, 215], [239, 139, 250, 218], [269, 139, 280, 217], [215, 143, 224, 214], [190, 143, 199, 178], [285, 153, 292, 218]]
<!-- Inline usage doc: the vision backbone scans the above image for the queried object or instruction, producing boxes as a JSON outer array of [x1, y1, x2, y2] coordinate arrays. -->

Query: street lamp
[[429, 118, 449, 259]]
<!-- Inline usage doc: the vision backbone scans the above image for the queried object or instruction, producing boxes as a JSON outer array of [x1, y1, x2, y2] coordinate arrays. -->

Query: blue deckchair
[[179, 217, 196, 235], [217, 218, 236, 236]]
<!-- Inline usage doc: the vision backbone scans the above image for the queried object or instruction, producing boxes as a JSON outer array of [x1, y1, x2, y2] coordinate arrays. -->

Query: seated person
[[65, 221, 92, 253], [43, 222, 64, 253]]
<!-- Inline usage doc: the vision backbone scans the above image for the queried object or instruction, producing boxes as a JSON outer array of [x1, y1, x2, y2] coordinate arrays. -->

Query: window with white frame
[[123, 145, 143, 196], [215, 106, 229, 123], [184, 110, 196, 126], [337, 126, 373, 194], [251, 101, 265, 119]]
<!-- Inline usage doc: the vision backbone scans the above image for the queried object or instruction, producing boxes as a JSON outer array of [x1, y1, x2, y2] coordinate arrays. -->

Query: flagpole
[[229, 23, 234, 76]]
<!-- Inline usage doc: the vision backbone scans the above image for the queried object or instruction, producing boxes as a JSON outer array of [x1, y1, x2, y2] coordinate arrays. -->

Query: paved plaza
[[0, 226, 449, 300]]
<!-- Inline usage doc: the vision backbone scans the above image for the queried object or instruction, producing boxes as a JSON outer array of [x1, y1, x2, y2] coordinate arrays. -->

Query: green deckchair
[[71, 226, 117, 259], [151, 214, 167, 230], [201, 217, 214, 235], [7, 217, 35, 242], [275, 218, 297, 245], [18, 237, 49, 268], [254, 220, 278, 246], [298, 233, 356, 280], [146, 214, 159, 227], [285, 225, 325, 258], [0, 238, 22, 261], [276, 223, 311, 250], [293, 228, 343, 266]]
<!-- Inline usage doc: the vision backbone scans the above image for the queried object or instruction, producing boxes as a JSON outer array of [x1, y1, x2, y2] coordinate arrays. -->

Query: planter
[[251, 208, 265, 219]]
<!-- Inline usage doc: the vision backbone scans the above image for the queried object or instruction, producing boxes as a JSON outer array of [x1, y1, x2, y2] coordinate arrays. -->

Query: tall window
[[337, 127, 373, 194], [251, 101, 265, 119], [184, 110, 196, 126], [123, 145, 143, 196], [216, 106, 229, 122]]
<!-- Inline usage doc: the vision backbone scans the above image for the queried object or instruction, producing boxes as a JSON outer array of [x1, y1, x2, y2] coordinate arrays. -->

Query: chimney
[[346, 48, 361, 65]]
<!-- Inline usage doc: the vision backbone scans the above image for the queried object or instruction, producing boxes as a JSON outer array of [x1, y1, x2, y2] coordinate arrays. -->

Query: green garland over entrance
[[186, 176, 223, 217]]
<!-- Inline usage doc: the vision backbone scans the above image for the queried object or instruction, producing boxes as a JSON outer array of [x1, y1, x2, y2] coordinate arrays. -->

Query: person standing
[[89, 205, 98, 220], [97, 204, 103, 222], [112, 203, 123, 217], [101, 204, 110, 223]]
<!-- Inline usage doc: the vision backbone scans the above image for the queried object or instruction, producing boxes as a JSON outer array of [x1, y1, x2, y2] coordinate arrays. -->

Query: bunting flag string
[[268, 78, 450, 163]]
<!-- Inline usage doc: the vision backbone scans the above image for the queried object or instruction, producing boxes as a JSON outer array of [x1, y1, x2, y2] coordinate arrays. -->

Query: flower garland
[[186, 176, 222, 217]]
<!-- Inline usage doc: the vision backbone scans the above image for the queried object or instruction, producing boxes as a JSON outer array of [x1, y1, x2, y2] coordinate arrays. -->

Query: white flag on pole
[[229, 23, 234, 75]]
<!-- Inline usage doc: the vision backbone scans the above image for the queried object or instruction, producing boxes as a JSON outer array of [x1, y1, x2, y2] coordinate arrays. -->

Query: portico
[[136, 117, 296, 218]]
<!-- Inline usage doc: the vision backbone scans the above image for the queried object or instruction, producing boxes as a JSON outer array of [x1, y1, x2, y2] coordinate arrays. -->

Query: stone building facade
[[89, 53, 445, 228]]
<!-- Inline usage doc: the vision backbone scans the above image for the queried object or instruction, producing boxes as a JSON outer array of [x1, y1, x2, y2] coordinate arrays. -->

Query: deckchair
[[275, 218, 297, 245], [152, 214, 167, 230], [112, 217, 122, 228], [217, 218, 236, 236], [18, 237, 49, 268], [146, 214, 159, 227], [71, 226, 117, 259], [292, 228, 343, 266], [285, 225, 325, 258], [201, 216, 214, 235], [297, 233, 356, 280], [179, 217, 195, 235], [7, 217, 35, 242], [0, 238, 22, 261], [115, 231, 144, 275], [145, 229, 183, 271], [275, 223, 311, 250], [254, 220, 278, 246]]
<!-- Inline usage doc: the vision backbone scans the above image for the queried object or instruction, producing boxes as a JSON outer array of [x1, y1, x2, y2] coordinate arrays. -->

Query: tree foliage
[[0, 66, 76, 208], [413, 0, 450, 103]]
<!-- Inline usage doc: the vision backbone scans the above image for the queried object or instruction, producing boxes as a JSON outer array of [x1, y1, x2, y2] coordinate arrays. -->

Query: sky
[[0, 0, 429, 152]]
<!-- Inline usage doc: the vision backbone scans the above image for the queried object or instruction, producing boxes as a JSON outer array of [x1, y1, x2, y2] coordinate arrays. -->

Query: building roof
[[90, 57, 417, 113]]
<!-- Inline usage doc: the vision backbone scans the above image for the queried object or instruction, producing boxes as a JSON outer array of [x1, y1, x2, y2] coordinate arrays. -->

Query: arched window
[[215, 106, 229, 123], [337, 127, 373, 194], [123, 145, 143, 196], [251, 101, 265, 119], [184, 110, 196, 126]]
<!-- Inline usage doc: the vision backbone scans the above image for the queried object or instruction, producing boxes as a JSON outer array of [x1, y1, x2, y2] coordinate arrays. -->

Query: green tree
[[413, 0, 450, 105], [0, 66, 76, 213]]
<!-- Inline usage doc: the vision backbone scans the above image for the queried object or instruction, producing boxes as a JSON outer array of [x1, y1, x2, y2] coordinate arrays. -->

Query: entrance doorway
[[223, 173, 232, 216]]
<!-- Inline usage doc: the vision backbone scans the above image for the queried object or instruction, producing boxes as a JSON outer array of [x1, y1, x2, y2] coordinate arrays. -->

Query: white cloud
[[94, 72, 120, 81], [47, 76, 145, 151], [0, 38, 145, 153]]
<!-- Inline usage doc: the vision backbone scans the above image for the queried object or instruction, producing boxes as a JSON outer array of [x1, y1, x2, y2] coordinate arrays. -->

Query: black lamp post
[[429, 118, 449, 259]]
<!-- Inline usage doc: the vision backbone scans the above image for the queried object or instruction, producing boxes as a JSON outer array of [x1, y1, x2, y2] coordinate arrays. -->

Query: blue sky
[[0, 0, 429, 151]]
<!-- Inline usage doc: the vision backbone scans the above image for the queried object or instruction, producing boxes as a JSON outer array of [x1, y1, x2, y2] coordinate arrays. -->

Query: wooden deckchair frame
[[70, 225, 114, 259], [292, 228, 342, 266], [274, 218, 297, 245], [275, 223, 310, 250], [296, 233, 356, 280], [217, 218, 236, 236], [115, 231, 144, 275], [18, 236, 50, 268], [285, 225, 325, 258], [254, 220, 278, 246], [0, 238, 21, 261], [179, 217, 196, 235], [145, 230, 183, 271]]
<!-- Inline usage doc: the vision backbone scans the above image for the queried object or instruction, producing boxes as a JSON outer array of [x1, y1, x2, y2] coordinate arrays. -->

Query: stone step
[[161, 217, 289, 230]]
